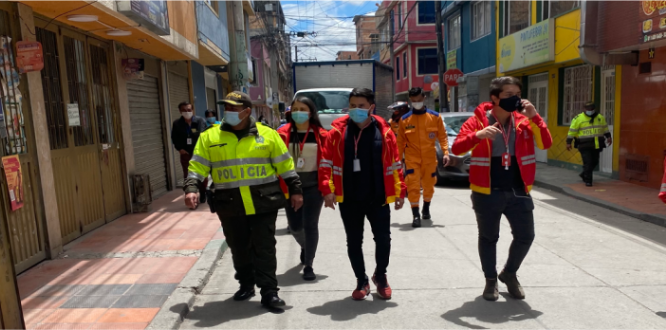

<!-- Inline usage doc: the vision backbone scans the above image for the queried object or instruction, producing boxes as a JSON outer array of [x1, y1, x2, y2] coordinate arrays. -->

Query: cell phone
[[517, 100, 524, 111]]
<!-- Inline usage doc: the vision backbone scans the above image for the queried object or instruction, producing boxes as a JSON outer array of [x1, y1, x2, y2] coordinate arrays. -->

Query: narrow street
[[176, 184, 666, 329]]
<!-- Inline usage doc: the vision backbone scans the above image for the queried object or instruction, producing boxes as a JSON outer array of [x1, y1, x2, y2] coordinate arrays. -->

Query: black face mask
[[498, 95, 522, 112]]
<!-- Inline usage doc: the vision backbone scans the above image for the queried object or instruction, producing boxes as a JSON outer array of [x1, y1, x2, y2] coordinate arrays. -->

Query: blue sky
[[281, 1, 379, 61]]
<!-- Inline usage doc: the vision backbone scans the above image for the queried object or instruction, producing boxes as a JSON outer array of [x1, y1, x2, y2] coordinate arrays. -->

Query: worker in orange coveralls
[[659, 158, 666, 203], [398, 87, 450, 228]]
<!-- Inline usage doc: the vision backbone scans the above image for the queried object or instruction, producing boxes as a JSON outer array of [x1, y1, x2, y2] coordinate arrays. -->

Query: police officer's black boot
[[261, 292, 286, 308], [411, 207, 421, 228], [233, 286, 255, 301], [422, 201, 431, 220]]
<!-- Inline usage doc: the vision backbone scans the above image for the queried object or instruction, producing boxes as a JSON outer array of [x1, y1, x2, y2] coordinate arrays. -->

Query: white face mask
[[412, 102, 424, 110], [181, 112, 193, 120], [585, 110, 595, 116]]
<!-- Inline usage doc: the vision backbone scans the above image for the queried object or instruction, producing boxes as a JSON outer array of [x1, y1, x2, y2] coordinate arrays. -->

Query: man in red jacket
[[320, 88, 406, 301], [452, 76, 552, 302]]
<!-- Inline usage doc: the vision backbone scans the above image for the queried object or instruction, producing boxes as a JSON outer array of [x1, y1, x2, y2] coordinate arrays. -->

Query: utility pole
[[435, 0, 448, 112], [229, 1, 249, 91], [389, 9, 396, 102]]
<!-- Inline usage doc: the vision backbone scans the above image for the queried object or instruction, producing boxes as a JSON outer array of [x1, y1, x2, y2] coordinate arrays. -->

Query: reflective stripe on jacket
[[398, 108, 449, 162], [277, 123, 328, 198], [451, 102, 553, 195], [187, 119, 299, 215], [566, 113, 610, 150], [319, 115, 406, 203]]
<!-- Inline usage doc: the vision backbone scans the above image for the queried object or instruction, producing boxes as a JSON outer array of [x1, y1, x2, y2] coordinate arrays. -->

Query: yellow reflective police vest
[[187, 122, 297, 215], [567, 113, 610, 149]]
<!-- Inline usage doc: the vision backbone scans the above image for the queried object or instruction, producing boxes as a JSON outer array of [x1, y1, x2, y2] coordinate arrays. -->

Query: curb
[[147, 229, 228, 330], [534, 179, 666, 228]]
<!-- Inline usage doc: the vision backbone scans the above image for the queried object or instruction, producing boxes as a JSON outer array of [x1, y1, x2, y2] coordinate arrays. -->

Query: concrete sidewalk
[[17, 191, 224, 330], [534, 163, 666, 227]]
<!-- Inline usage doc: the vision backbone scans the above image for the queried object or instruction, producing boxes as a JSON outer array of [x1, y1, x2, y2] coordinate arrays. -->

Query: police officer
[[566, 101, 612, 187], [184, 91, 304, 308]]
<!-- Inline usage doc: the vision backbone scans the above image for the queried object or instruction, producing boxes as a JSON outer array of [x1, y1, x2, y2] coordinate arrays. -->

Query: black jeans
[[580, 148, 601, 184], [471, 190, 535, 279], [285, 186, 324, 267], [339, 200, 391, 281], [217, 210, 279, 296]]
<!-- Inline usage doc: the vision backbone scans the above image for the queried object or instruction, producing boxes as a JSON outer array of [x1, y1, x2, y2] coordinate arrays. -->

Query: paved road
[[178, 183, 666, 329]]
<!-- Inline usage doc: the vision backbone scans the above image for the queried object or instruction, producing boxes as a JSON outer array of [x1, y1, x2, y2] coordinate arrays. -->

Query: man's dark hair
[[489, 77, 522, 98], [204, 109, 217, 117], [178, 101, 192, 111], [408, 87, 424, 97], [349, 88, 375, 105]]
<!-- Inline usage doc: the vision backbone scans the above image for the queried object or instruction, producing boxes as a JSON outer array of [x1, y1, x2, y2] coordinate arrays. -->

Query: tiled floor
[[18, 191, 222, 330], [566, 180, 666, 216]]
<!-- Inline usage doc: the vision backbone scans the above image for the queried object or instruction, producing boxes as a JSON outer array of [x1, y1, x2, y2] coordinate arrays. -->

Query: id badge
[[187, 138, 192, 145], [297, 157, 305, 169], [353, 158, 361, 172], [502, 153, 511, 170]]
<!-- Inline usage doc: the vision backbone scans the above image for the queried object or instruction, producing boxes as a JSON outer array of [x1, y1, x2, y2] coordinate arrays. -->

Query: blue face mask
[[349, 108, 369, 123], [291, 111, 310, 124], [224, 111, 242, 126], [206, 117, 217, 125]]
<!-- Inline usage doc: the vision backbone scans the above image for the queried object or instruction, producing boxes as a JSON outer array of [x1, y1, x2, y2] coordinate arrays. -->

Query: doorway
[[528, 73, 549, 163], [599, 66, 615, 174]]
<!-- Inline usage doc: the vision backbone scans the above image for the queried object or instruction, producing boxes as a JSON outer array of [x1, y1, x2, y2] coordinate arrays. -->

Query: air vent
[[625, 154, 649, 182], [639, 62, 652, 74]]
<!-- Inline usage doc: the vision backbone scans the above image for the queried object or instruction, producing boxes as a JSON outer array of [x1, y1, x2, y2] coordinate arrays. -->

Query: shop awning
[[20, 1, 198, 61]]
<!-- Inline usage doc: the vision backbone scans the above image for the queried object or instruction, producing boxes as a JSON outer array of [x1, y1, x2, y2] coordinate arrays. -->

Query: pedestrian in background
[[566, 101, 612, 187], [320, 88, 406, 300], [387, 101, 409, 136], [278, 96, 328, 281], [185, 91, 303, 308], [398, 87, 450, 227], [171, 101, 207, 207], [452, 77, 552, 301], [204, 109, 221, 127]]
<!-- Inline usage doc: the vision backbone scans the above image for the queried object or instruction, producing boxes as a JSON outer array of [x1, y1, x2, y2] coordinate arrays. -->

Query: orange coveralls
[[398, 109, 449, 207]]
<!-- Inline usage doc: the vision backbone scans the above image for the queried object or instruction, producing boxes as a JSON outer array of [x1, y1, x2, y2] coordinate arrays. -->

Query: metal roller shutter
[[168, 71, 190, 187], [128, 75, 169, 198]]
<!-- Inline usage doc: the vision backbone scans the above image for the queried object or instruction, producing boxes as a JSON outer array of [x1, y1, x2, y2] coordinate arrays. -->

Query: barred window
[[562, 65, 593, 125], [0, 31, 28, 154], [37, 27, 68, 150]]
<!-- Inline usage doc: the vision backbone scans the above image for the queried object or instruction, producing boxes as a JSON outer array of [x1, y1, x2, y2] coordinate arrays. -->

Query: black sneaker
[[303, 266, 316, 281], [412, 216, 422, 228], [261, 292, 286, 308], [233, 286, 255, 301]]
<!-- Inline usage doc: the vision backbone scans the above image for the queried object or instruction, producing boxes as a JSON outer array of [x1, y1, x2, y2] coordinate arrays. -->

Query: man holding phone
[[452, 77, 552, 301]]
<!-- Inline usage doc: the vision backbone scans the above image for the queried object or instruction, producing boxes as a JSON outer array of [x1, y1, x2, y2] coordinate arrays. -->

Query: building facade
[[495, 1, 621, 174], [354, 15, 378, 60], [336, 51, 360, 61]]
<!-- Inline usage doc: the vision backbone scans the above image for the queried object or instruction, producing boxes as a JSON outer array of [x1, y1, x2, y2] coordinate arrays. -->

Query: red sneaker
[[352, 280, 371, 300], [372, 274, 392, 300]]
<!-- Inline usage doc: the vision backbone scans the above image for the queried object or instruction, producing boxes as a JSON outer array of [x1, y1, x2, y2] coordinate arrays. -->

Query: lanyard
[[298, 129, 311, 153], [491, 113, 514, 152], [353, 127, 366, 159]]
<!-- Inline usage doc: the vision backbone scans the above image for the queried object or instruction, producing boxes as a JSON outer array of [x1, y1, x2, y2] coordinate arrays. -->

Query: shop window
[[417, 48, 438, 75], [64, 37, 94, 147], [0, 27, 27, 154], [561, 65, 593, 125], [418, 1, 436, 24], [503, 1, 530, 36], [37, 27, 69, 150], [89, 45, 116, 144], [542, 1, 579, 20], [448, 14, 461, 50], [472, 1, 492, 40]]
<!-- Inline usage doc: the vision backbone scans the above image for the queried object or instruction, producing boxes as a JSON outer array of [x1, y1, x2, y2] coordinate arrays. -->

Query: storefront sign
[[641, 1, 666, 42], [499, 19, 555, 73], [117, 1, 170, 36], [122, 58, 144, 80], [2, 155, 24, 211], [15, 41, 43, 73], [446, 50, 457, 69], [67, 104, 81, 126]]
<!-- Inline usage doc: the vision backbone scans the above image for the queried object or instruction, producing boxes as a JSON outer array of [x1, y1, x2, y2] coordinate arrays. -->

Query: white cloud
[[281, 0, 378, 61]]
